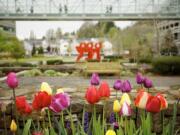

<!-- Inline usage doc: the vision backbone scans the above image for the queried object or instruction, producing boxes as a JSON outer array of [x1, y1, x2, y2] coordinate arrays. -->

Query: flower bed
[[0, 72, 179, 135]]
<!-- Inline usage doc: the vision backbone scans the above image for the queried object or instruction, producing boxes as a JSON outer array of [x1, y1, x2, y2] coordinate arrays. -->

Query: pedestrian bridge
[[0, 0, 180, 20]]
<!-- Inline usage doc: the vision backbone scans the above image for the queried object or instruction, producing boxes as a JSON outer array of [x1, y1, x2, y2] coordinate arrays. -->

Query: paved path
[[12, 76, 180, 88]]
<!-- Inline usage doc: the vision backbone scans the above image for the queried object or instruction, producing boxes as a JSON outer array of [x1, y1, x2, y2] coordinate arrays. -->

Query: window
[[174, 33, 178, 40], [175, 23, 179, 27]]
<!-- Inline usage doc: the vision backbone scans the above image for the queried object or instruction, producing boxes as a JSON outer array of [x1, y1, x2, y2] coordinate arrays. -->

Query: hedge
[[152, 56, 180, 75], [0, 62, 36, 67], [46, 59, 63, 65]]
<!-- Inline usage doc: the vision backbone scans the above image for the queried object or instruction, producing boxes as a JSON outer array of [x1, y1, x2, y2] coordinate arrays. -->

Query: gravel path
[[16, 76, 180, 88]]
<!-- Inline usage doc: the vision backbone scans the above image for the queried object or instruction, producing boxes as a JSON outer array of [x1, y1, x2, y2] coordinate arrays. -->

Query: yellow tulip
[[10, 119, 17, 132], [113, 100, 121, 113], [106, 129, 116, 135], [40, 82, 52, 95], [120, 93, 131, 106], [56, 88, 64, 94]]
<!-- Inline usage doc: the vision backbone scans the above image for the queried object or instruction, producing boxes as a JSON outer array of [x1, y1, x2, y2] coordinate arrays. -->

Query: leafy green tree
[[38, 46, 44, 54], [32, 44, 36, 56], [0, 30, 25, 59]]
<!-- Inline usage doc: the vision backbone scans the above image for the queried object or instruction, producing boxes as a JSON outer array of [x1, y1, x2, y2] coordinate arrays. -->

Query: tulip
[[49, 93, 70, 113], [32, 131, 43, 135], [146, 96, 161, 113], [121, 80, 132, 93], [6, 72, 18, 89], [156, 93, 168, 110], [113, 100, 121, 113], [83, 112, 89, 133], [106, 129, 116, 135], [109, 112, 115, 124], [85, 86, 100, 104], [113, 80, 122, 91], [40, 82, 52, 95], [32, 91, 51, 110], [16, 96, 32, 115], [134, 89, 151, 109], [10, 119, 17, 132], [143, 77, 153, 88], [56, 88, 64, 94], [136, 72, 144, 85], [98, 81, 110, 99], [120, 93, 131, 106], [113, 122, 119, 130], [90, 73, 100, 86], [119, 102, 132, 116]]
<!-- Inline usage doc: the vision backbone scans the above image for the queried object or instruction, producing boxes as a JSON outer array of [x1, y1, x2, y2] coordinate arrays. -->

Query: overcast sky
[[16, 21, 134, 40]]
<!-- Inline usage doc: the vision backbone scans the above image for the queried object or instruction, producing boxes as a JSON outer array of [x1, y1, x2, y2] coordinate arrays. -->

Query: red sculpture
[[76, 42, 102, 62]]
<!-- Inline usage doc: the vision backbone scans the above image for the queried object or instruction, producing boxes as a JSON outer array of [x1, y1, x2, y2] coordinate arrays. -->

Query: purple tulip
[[113, 122, 119, 130], [90, 73, 100, 86], [136, 72, 144, 84], [109, 112, 115, 124], [121, 80, 132, 93], [6, 72, 18, 89], [113, 80, 122, 91], [143, 77, 153, 88], [49, 93, 70, 113]]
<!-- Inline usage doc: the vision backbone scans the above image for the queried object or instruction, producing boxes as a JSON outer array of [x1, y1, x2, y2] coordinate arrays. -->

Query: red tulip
[[6, 72, 18, 89], [146, 96, 161, 113], [32, 131, 43, 135], [32, 91, 51, 110], [134, 89, 151, 109], [85, 86, 100, 104], [16, 96, 32, 115], [156, 93, 168, 110], [98, 81, 110, 99]]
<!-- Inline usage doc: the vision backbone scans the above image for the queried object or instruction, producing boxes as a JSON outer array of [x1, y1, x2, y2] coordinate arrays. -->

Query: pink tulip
[[49, 93, 70, 113], [6, 72, 18, 89], [119, 102, 132, 116]]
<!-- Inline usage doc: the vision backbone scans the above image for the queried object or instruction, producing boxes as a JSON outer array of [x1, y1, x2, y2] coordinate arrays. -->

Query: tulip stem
[[47, 109, 52, 128], [12, 88, 19, 131], [66, 109, 75, 135], [3, 112, 7, 135], [103, 100, 106, 134], [135, 107, 138, 126], [116, 91, 117, 99]]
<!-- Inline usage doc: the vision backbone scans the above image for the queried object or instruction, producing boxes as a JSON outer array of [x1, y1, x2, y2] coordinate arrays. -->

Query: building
[[157, 21, 180, 55], [23, 37, 114, 57]]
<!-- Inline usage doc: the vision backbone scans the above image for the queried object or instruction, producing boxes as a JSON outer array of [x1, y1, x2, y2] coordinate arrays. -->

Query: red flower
[[146, 96, 161, 113], [98, 81, 110, 99], [16, 96, 32, 115], [85, 86, 100, 104], [156, 93, 168, 110], [32, 91, 51, 110]]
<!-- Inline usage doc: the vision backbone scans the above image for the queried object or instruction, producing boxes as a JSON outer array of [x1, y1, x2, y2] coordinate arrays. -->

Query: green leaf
[[22, 119, 32, 135]]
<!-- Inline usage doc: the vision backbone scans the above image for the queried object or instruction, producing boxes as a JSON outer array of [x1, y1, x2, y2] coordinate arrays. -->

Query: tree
[[0, 30, 25, 59], [32, 44, 36, 56], [38, 46, 44, 54]]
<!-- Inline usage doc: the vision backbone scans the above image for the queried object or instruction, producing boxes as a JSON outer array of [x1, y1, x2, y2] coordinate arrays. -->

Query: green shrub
[[24, 69, 43, 77], [46, 59, 63, 65], [0, 62, 35, 67], [104, 55, 122, 62], [87, 59, 99, 62], [44, 70, 57, 76], [138, 57, 152, 63], [152, 56, 180, 75]]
